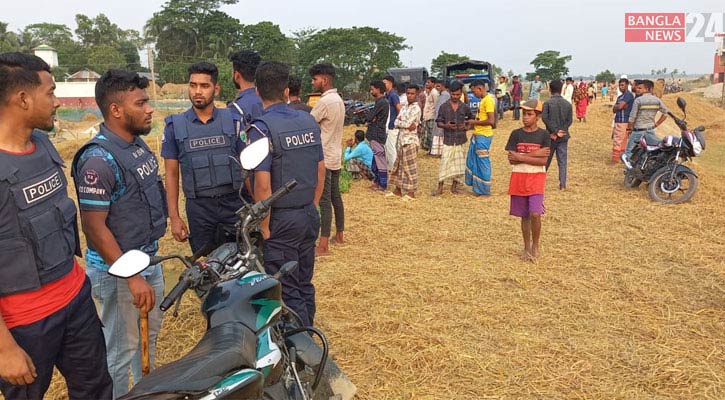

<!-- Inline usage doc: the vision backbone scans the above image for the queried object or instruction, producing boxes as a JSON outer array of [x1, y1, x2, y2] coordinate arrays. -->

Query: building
[[32, 44, 58, 68], [55, 69, 100, 107], [66, 69, 101, 82], [713, 33, 725, 84]]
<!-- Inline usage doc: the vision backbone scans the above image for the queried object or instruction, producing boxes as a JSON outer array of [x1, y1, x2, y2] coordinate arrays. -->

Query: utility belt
[[272, 204, 308, 211], [194, 185, 238, 199]]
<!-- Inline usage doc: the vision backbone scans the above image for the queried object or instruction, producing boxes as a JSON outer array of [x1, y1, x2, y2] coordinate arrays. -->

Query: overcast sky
[[5, 0, 723, 77]]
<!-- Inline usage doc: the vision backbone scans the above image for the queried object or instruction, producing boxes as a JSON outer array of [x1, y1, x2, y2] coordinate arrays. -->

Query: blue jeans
[[87, 264, 164, 399], [624, 128, 655, 158], [512, 100, 521, 120], [546, 139, 568, 189]]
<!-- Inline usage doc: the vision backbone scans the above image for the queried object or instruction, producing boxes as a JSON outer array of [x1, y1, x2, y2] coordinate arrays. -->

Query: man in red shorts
[[0, 52, 112, 399], [505, 99, 551, 261]]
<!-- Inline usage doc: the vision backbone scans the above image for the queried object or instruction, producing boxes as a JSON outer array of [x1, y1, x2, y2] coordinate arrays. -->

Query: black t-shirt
[[505, 128, 551, 153]]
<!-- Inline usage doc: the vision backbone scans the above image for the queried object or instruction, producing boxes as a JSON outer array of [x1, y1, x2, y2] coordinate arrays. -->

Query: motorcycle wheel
[[623, 172, 642, 188], [647, 168, 698, 204]]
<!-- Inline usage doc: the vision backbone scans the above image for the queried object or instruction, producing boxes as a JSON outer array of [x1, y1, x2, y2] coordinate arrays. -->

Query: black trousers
[[0, 278, 113, 400], [186, 193, 244, 254], [264, 204, 320, 327], [319, 169, 344, 237]]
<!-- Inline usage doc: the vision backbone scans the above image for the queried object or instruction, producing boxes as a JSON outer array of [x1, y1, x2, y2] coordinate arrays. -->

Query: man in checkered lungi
[[389, 85, 422, 200], [432, 81, 472, 196]]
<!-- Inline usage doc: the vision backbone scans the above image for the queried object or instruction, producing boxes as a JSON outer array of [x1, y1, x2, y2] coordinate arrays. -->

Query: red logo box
[[624, 13, 686, 42]]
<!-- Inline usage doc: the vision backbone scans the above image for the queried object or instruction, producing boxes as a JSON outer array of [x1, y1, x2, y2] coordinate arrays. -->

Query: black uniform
[[162, 108, 244, 253], [248, 103, 323, 327]]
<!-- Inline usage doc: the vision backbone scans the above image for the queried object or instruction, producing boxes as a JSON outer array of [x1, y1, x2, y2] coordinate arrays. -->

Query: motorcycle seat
[[121, 322, 258, 399]]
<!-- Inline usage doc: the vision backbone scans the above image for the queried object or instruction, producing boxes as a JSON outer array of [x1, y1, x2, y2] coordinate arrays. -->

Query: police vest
[[255, 110, 321, 209], [72, 130, 168, 252], [0, 131, 81, 296], [171, 109, 242, 199]]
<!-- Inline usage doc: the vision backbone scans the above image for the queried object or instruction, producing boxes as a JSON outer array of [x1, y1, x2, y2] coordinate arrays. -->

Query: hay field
[[22, 93, 725, 399]]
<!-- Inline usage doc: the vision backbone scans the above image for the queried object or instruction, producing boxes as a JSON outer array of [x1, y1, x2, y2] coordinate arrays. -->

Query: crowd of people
[[0, 45, 673, 399]]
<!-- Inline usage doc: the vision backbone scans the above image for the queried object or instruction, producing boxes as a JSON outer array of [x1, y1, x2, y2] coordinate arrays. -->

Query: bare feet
[[331, 232, 345, 245], [519, 250, 533, 261], [316, 237, 331, 257]]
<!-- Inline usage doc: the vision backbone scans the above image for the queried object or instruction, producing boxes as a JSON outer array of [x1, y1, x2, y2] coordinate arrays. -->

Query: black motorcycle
[[110, 139, 356, 400], [623, 97, 706, 204]]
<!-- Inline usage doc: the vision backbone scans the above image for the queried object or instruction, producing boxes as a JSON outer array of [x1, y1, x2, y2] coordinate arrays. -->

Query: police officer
[[162, 62, 244, 253], [0, 53, 112, 399], [228, 50, 264, 127], [71, 70, 167, 399], [248, 61, 325, 327]]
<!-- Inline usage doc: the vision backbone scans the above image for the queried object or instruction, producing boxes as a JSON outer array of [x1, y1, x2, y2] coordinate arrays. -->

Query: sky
[[4, 0, 724, 77]]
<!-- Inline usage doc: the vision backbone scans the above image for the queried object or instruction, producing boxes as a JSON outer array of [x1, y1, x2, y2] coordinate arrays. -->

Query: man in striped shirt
[[505, 99, 551, 261], [622, 80, 668, 167]]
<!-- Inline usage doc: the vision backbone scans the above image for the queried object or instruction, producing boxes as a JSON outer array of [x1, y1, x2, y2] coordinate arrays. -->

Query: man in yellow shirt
[[465, 80, 496, 196]]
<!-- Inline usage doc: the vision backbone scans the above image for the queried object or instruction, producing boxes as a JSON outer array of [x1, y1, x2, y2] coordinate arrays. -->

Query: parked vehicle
[[343, 100, 373, 126], [386, 67, 429, 86], [443, 60, 496, 112], [111, 139, 356, 399], [623, 97, 706, 204]]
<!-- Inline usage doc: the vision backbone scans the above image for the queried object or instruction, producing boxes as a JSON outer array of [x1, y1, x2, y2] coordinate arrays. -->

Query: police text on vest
[[136, 157, 159, 180], [285, 132, 315, 148], [23, 171, 63, 204]]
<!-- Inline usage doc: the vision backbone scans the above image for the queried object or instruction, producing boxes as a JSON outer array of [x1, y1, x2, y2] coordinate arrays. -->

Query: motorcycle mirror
[[240, 138, 270, 171], [108, 250, 151, 278], [676, 97, 686, 112], [273, 261, 298, 280]]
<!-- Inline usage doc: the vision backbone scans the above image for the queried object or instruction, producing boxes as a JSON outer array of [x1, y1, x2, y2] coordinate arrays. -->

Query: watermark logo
[[625, 13, 723, 42]]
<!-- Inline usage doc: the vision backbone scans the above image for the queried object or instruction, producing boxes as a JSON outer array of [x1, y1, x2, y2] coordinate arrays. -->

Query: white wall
[[55, 82, 95, 99]]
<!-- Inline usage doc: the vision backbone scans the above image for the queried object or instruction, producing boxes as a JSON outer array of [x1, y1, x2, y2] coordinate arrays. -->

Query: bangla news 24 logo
[[624, 13, 724, 42]]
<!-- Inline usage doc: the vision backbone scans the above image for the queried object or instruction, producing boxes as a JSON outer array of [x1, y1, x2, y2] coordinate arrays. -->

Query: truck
[[386, 67, 429, 86], [443, 60, 496, 112]]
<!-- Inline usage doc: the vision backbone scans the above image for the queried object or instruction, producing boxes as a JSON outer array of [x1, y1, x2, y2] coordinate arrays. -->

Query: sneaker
[[621, 154, 632, 169]]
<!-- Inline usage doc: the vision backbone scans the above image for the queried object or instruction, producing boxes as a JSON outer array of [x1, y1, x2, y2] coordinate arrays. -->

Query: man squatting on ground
[[162, 61, 244, 254], [0, 52, 112, 400], [248, 61, 326, 328], [72, 70, 167, 399]]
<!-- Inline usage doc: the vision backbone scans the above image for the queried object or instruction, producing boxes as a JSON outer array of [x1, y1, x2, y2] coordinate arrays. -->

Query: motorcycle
[[623, 97, 706, 204], [343, 100, 373, 126], [109, 138, 356, 400]]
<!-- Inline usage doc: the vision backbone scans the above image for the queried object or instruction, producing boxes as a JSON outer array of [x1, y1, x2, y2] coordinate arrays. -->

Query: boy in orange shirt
[[505, 100, 551, 261]]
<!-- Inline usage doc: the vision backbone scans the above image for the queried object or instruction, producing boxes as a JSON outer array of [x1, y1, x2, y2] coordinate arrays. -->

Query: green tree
[[239, 21, 296, 63], [0, 22, 20, 52], [671, 68, 678, 78], [19, 23, 86, 80], [145, 0, 242, 60], [528, 50, 571, 81], [87, 44, 127, 73], [297, 26, 408, 96], [430, 51, 468, 78], [75, 14, 142, 71], [595, 69, 616, 83]]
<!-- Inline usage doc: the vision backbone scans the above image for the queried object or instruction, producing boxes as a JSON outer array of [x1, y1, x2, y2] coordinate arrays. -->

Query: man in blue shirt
[[247, 61, 325, 327], [72, 70, 167, 399], [344, 130, 374, 181], [162, 62, 244, 254], [383, 75, 401, 170], [228, 50, 263, 129], [611, 78, 634, 164]]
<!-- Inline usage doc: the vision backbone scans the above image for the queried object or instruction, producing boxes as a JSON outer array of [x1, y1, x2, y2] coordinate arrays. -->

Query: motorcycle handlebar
[[259, 180, 298, 211], [160, 275, 190, 311]]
